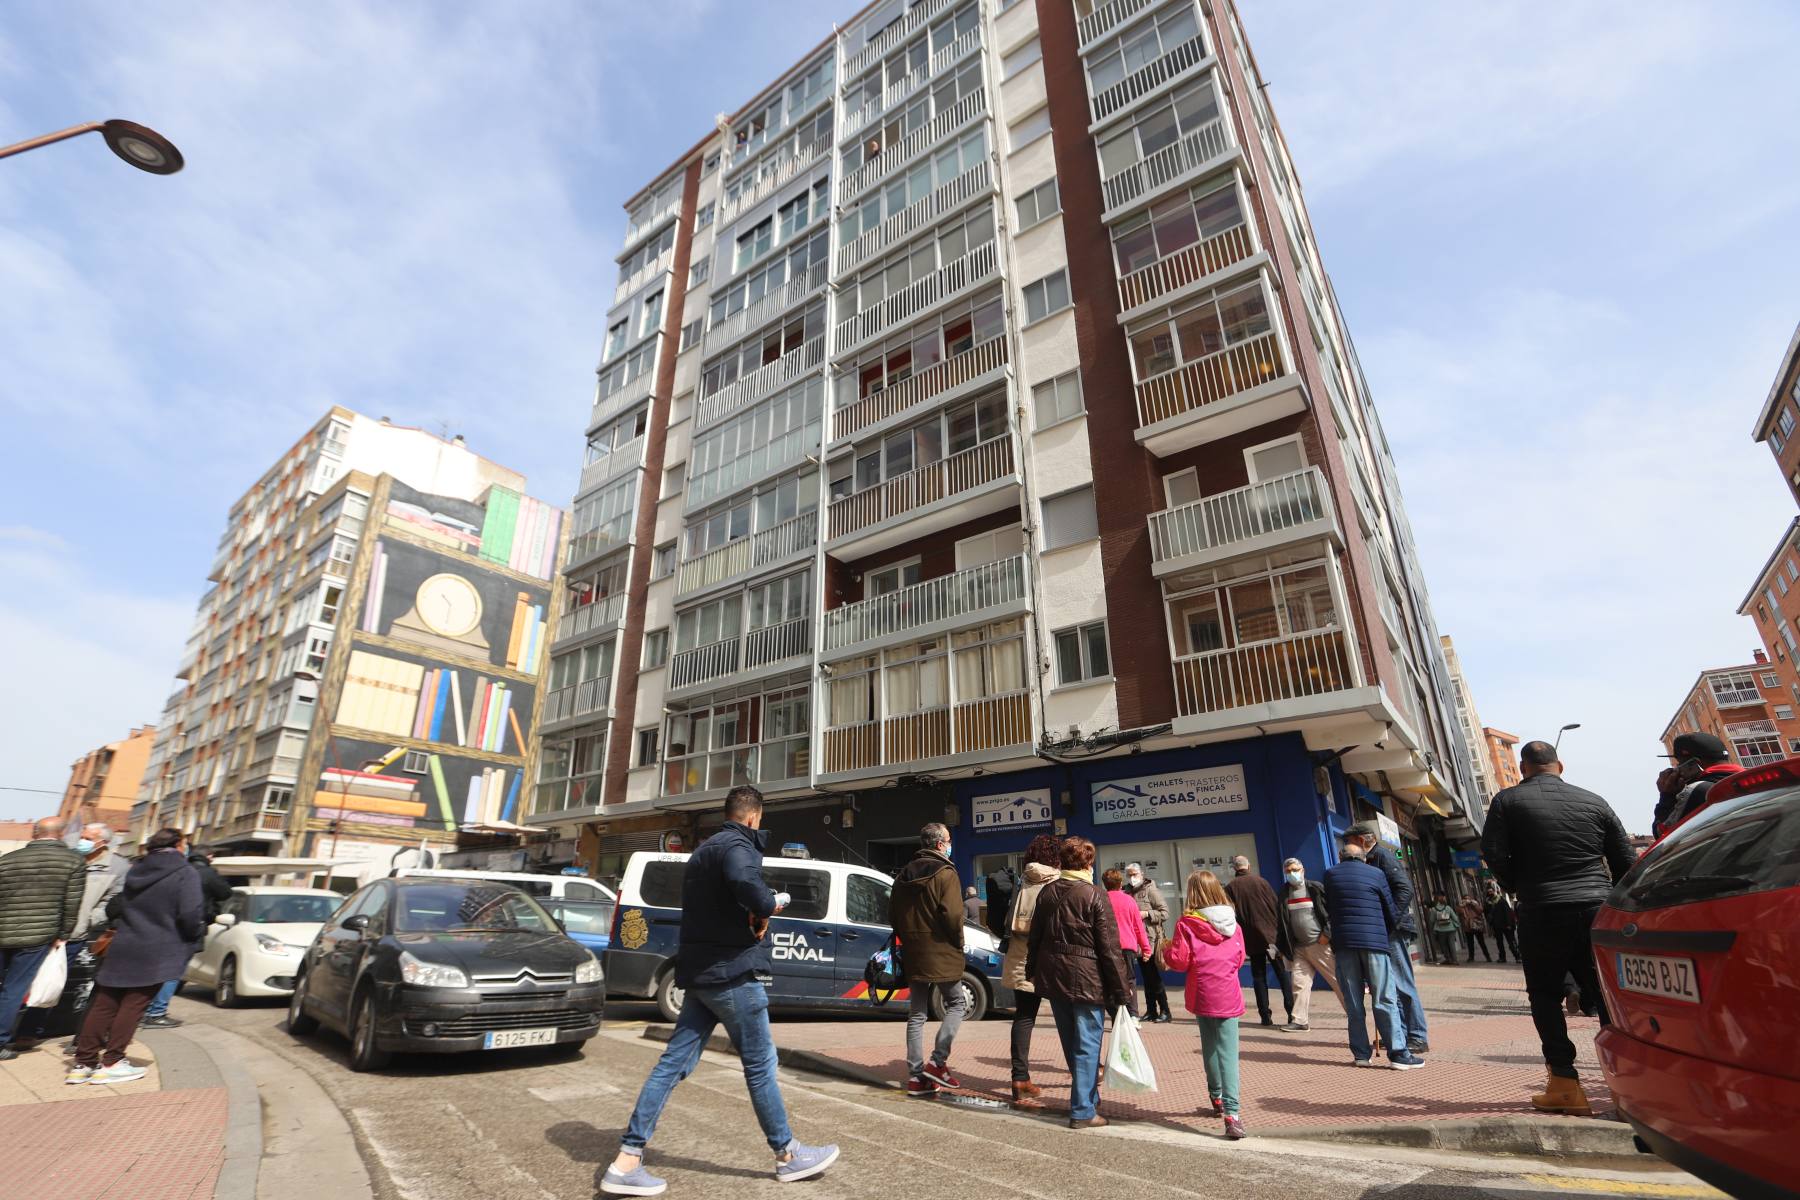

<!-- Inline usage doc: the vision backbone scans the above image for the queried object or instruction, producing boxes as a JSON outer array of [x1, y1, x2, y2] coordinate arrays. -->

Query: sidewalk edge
[[151, 1025, 264, 1200]]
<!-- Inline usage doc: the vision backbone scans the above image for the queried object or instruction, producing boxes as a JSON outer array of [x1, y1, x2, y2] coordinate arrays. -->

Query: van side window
[[763, 867, 829, 920], [640, 862, 687, 908], [845, 874, 890, 926], [567, 881, 607, 900]]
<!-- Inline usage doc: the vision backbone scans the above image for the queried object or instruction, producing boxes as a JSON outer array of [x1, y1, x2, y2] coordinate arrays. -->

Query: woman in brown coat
[[1025, 837, 1131, 1128], [999, 834, 1062, 1109]]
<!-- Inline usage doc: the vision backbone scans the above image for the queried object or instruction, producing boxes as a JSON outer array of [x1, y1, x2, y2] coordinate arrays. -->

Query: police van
[[606, 848, 1011, 1022]]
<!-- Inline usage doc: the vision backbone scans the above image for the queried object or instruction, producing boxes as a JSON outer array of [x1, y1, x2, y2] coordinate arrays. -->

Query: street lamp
[[1554, 723, 1581, 751], [0, 119, 184, 174]]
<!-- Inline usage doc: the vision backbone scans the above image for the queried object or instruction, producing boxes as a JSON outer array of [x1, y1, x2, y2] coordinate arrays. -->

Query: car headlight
[[253, 933, 295, 955], [399, 950, 469, 988], [575, 956, 604, 985]]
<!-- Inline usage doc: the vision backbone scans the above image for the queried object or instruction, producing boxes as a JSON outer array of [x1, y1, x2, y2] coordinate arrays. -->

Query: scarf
[[1059, 867, 1093, 883]]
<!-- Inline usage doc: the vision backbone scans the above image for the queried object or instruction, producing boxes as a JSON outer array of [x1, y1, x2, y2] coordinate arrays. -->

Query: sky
[[3, 1, 1798, 834]]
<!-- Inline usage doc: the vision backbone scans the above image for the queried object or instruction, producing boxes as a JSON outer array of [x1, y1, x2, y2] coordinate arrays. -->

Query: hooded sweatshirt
[[1161, 905, 1246, 1018], [96, 848, 203, 988], [1001, 862, 1060, 992]]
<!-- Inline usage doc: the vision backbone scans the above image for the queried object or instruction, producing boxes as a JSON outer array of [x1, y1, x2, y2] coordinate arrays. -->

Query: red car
[[1592, 760, 1800, 1200]]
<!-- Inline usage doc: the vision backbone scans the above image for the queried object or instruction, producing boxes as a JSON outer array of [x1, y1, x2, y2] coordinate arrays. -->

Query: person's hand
[[1266, 944, 1278, 962], [1656, 766, 1680, 796], [1140, 949, 1152, 962], [1318, 934, 1329, 948], [772, 892, 791, 914]]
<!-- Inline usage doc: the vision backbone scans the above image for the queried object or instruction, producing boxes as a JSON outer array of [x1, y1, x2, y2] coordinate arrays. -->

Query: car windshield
[[548, 900, 615, 935], [393, 884, 559, 934], [245, 895, 340, 924]]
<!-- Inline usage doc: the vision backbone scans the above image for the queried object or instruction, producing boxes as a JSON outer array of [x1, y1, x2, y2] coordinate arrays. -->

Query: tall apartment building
[[1439, 634, 1493, 831], [130, 409, 568, 877], [1660, 655, 1800, 768], [1482, 727, 1521, 794], [60, 726, 157, 835], [537, 0, 1478, 891], [1753, 323, 1800, 505]]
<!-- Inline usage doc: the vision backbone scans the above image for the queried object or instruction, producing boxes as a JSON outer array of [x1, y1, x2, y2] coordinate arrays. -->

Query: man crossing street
[[890, 822, 968, 1096]]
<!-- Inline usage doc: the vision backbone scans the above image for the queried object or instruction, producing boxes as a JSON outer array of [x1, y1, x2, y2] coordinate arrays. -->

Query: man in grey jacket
[[0, 818, 85, 1058], [1123, 864, 1171, 1022]]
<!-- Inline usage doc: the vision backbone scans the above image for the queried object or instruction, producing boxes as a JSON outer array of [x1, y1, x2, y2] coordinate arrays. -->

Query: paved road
[[172, 995, 1715, 1200]]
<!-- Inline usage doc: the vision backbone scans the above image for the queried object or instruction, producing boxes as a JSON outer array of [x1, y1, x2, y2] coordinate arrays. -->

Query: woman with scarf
[[1163, 869, 1249, 1139], [998, 834, 1063, 1109], [1024, 837, 1131, 1129]]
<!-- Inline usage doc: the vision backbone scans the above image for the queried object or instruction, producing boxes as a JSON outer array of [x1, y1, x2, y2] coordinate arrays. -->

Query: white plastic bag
[[1105, 1005, 1158, 1093], [25, 947, 68, 1008]]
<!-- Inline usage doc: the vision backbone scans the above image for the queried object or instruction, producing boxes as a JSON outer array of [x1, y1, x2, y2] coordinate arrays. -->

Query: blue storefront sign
[[1090, 764, 1250, 825], [1452, 849, 1483, 870]]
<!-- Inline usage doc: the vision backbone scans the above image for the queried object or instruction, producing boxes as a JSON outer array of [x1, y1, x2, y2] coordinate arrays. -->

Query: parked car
[[544, 898, 614, 954], [1592, 759, 1800, 1200], [392, 868, 615, 904], [605, 850, 1011, 1023], [287, 877, 604, 1071], [185, 887, 345, 1006]]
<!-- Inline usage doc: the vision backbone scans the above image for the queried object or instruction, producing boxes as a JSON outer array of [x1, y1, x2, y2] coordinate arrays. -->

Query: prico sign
[[1090, 765, 1250, 825]]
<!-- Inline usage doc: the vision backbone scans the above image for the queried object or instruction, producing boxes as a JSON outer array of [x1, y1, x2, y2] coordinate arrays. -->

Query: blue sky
[[4, 1, 1798, 832]]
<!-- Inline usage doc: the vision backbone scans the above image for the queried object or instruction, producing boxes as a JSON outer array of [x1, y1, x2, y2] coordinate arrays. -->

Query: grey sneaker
[[600, 1163, 667, 1196], [775, 1141, 839, 1183], [90, 1062, 148, 1085]]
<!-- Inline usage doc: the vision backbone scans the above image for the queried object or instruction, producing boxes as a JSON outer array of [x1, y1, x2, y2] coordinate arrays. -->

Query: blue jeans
[[1337, 947, 1403, 1062], [0, 942, 55, 1046], [145, 978, 180, 1019], [1386, 933, 1428, 1046], [1047, 999, 1105, 1120], [622, 977, 793, 1155]]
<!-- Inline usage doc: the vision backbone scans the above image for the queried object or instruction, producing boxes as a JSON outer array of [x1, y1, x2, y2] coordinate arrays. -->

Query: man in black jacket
[[605, 787, 838, 1197], [1482, 740, 1634, 1115]]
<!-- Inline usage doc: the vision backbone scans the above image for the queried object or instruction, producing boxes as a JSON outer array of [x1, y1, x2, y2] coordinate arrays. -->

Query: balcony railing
[[837, 159, 992, 275], [830, 436, 1015, 540], [542, 678, 611, 727], [823, 555, 1027, 652], [1173, 627, 1355, 718], [579, 434, 644, 495], [1135, 330, 1286, 429], [1147, 468, 1330, 565], [744, 615, 812, 670], [1714, 688, 1765, 709], [1117, 221, 1252, 311], [832, 333, 1007, 443], [555, 592, 628, 644], [822, 690, 1030, 774], [703, 261, 827, 356], [845, 0, 958, 77], [613, 244, 674, 305], [621, 192, 683, 253], [676, 510, 818, 598], [696, 335, 824, 431], [670, 637, 740, 692], [668, 616, 814, 694], [719, 139, 829, 226], [841, 89, 987, 203], [837, 240, 998, 353], [592, 364, 656, 432], [1101, 116, 1229, 213], [1090, 34, 1208, 123], [1078, 0, 1157, 45], [843, 24, 982, 142]]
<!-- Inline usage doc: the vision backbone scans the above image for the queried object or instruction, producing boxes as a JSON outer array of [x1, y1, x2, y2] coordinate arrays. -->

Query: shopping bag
[[25, 947, 68, 1008], [1105, 1005, 1158, 1093]]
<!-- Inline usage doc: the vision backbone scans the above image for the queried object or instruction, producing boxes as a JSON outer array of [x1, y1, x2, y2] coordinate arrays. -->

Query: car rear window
[[764, 867, 829, 921], [1615, 789, 1800, 911], [639, 862, 687, 908]]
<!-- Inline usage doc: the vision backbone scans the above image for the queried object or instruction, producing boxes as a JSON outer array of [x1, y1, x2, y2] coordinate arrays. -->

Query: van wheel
[[654, 970, 685, 1024], [931, 972, 988, 1023]]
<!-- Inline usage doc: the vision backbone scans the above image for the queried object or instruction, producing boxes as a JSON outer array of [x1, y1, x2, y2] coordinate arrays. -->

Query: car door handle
[[840, 931, 860, 941], [814, 928, 835, 937]]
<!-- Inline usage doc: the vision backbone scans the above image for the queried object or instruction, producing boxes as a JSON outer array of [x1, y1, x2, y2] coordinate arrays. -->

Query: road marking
[[1519, 1176, 1726, 1197], [528, 1080, 622, 1102]]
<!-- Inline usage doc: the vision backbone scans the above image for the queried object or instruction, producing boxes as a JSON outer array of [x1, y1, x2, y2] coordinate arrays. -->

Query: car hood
[[241, 922, 325, 944], [392, 930, 593, 977]]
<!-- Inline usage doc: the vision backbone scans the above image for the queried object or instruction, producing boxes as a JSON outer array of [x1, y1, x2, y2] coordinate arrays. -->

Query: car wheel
[[348, 987, 392, 1072], [654, 969, 685, 1024], [286, 971, 319, 1035], [931, 972, 988, 1023], [214, 957, 238, 1008]]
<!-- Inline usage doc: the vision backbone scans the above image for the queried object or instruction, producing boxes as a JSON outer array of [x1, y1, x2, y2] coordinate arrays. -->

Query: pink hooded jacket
[[1161, 905, 1247, 1018]]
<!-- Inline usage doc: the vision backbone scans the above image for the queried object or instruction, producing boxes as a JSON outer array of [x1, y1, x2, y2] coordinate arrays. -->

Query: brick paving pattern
[[771, 961, 1612, 1138]]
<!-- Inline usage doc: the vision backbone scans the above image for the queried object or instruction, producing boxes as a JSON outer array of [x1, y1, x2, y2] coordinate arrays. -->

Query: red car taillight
[[1699, 757, 1800, 807]]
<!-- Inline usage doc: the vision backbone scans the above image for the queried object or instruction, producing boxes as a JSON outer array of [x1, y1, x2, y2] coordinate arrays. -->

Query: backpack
[[984, 867, 1017, 942], [863, 933, 906, 1006]]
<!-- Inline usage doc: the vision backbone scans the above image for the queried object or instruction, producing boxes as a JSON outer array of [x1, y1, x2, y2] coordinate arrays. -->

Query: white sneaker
[[90, 1062, 148, 1085], [65, 1066, 93, 1085]]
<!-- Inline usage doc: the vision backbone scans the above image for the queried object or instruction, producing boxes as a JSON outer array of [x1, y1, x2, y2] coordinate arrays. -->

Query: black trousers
[[1137, 953, 1170, 1019], [1492, 926, 1520, 962], [1010, 990, 1041, 1082], [1244, 938, 1294, 1022], [1462, 930, 1491, 961], [1518, 902, 1608, 1079]]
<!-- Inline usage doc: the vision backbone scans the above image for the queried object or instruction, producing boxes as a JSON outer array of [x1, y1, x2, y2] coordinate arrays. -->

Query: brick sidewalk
[[0, 1032, 228, 1200], [765, 961, 1612, 1138]]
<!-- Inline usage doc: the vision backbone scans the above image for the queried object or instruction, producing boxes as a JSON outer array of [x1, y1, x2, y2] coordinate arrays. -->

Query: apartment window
[[1764, 671, 1782, 688], [1710, 670, 1761, 707], [643, 627, 670, 669], [866, 559, 922, 597], [1002, 37, 1042, 80], [1055, 621, 1112, 685], [533, 731, 607, 815], [847, 206, 995, 319], [1165, 559, 1341, 658], [1008, 107, 1052, 152], [640, 289, 665, 339], [689, 258, 710, 287], [703, 152, 720, 176], [839, 293, 1004, 404], [748, 569, 811, 632], [1042, 485, 1098, 550], [696, 201, 715, 228], [680, 318, 705, 351], [1021, 270, 1070, 324], [700, 302, 825, 398], [734, 217, 775, 273], [710, 230, 828, 328], [636, 728, 660, 767], [402, 751, 429, 774], [1127, 279, 1272, 382], [1032, 371, 1084, 429], [1015, 178, 1060, 230], [663, 686, 809, 797], [662, 461, 686, 500], [1087, 4, 1202, 95], [675, 593, 742, 654], [830, 390, 1006, 501], [1097, 77, 1221, 181], [688, 377, 825, 507], [1777, 705, 1795, 721], [1782, 408, 1797, 439], [1781, 572, 1790, 597], [837, 129, 987, 247], [1113, 178, 1245, 278], [1789, 558, 1799, 583], [653, 542, 677, 579]]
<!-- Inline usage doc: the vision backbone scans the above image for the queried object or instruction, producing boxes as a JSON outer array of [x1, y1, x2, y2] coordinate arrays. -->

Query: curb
[[640, 1025, 1639, 1161], [144, 1025, 263, 1200]]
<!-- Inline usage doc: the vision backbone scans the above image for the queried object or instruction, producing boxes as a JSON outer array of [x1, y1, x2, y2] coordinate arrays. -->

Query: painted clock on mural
[[390, 572, 491, 655]]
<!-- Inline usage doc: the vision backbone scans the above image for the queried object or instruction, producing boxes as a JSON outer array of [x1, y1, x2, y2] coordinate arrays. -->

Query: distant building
[[1751, 323, 1800, 506], [60, 726, 156, 835], [1482, 727, 1522, 794], [1440, 636, 1493, 836], [131, 408, 568, 879], [0, 821, 35, 856], [1660, 655, 1800, 768]]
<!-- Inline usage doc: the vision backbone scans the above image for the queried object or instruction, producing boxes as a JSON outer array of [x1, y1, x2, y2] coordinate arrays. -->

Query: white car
[[185, 887, 346, 1006]]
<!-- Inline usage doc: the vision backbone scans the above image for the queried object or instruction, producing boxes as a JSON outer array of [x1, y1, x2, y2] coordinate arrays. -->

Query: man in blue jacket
[[1346, 820, 1430, 1053], [604, 787, 839, 1197], [1323, 839, 1424, 1070]]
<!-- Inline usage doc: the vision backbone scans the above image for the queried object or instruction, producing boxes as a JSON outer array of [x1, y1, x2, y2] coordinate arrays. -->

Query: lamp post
[[0, 119, 184, 173], [1554, 723, 1581, 752]]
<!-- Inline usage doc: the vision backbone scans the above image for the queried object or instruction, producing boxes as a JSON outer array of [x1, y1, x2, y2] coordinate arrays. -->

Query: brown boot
[[1011, 1081, 1044, 1110], [1531, 1074, 1592, 1114]]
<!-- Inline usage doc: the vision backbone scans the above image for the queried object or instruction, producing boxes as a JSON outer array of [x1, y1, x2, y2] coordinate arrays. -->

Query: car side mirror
[[215, 913, 238, 928], [341, 914, 370, 935]]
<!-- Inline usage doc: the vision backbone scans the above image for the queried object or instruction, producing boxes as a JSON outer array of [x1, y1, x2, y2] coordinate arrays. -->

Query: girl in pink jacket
[[1162, 869, 1249, 1138]]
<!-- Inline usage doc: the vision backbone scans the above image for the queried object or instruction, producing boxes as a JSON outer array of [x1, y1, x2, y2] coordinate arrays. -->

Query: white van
[[392, 868, 615, 904]]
